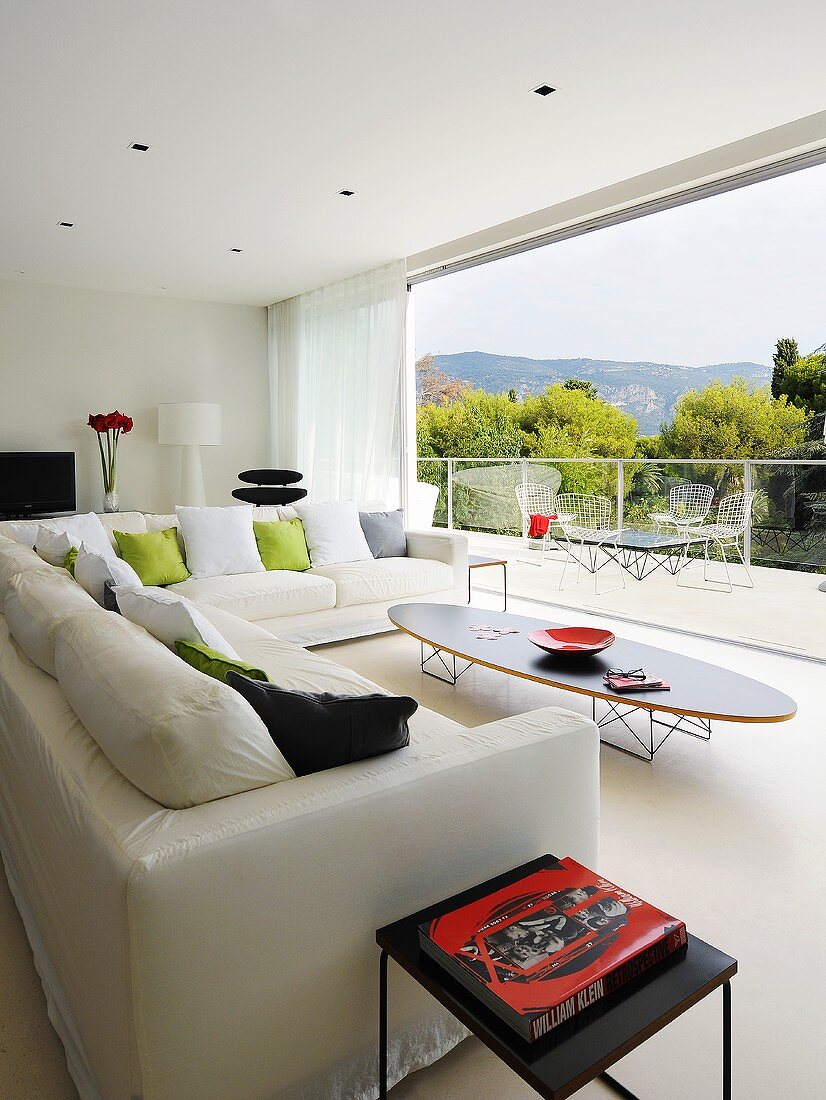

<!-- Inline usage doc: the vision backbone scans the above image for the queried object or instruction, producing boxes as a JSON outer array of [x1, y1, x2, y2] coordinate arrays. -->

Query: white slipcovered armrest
[[123, 705, 599, 1100], [405, 528, 468, 589]]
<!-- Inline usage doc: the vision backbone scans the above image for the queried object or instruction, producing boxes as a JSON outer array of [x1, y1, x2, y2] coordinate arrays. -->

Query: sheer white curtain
[[268, 261, 408, 505]]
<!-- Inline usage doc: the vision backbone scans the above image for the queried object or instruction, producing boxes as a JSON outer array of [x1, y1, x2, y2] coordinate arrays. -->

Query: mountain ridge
[[431, 351, 771, 433]]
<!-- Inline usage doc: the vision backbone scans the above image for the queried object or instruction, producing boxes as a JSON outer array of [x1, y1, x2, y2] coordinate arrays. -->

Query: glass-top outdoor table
[[575, 527, 709, 581]]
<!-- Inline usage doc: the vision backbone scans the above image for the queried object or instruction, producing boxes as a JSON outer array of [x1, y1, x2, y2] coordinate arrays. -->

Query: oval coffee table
[[388, 603, 796, 761]]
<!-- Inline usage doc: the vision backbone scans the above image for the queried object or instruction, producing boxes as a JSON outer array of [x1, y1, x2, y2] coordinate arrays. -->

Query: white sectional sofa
[[0, 509, 468, 646], [0, 524, 600, 1100]]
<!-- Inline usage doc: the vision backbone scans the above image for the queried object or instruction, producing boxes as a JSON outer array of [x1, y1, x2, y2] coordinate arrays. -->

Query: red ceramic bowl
[[527, 626, 615, 655]]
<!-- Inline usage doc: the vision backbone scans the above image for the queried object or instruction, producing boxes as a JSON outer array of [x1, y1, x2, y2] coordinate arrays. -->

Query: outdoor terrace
[[417, 457, 826, 663]]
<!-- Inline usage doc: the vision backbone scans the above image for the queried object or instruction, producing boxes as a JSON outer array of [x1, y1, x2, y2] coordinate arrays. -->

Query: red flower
[[88, 410, 134, 433]]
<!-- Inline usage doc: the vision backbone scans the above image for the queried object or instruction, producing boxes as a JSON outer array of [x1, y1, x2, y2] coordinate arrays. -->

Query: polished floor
[[0, 593, 822, 1098], [468, 531, 826, 661]]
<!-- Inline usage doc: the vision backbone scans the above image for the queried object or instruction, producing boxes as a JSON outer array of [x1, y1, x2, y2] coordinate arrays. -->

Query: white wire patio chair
[[556, 493, 626, 593], [515, 483, 561, 566], [651, 483, 714, 532], [677, 491, 756, 592]]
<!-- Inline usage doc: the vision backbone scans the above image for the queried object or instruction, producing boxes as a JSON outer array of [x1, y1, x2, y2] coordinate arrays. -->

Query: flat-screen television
[[0, 452, 76, 517]]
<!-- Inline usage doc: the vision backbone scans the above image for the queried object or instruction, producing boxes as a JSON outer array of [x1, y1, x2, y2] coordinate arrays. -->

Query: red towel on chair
[[528, 513, 556, 538]]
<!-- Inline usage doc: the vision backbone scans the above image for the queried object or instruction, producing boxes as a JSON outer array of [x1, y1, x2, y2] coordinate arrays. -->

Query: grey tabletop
[[388, 603, 796, 723], [579, 528, 707, 550]]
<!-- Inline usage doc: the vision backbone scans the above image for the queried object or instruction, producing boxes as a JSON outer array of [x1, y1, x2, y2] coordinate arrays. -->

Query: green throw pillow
[[253, 518, 311, 571], [63, 546, 79, 576], [174, 640, 270, 684], [113, 527, 190, 586]]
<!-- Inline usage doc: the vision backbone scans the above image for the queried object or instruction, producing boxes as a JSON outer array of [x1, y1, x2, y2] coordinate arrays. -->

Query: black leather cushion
[[226, 672, 417, 776], [237, 469, 304, 485], [231, 486, 308, 505], [102, 580, 121, 613]]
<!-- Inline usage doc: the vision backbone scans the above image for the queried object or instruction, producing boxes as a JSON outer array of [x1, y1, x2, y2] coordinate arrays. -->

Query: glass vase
[[103, 488, 119, 513]]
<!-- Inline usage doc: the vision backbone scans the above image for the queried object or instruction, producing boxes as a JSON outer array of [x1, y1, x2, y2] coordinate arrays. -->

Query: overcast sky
[[414, 161, 826, 369]]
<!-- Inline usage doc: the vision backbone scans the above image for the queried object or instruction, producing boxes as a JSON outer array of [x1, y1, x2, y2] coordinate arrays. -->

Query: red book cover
[[419, 857, 687, 1041]]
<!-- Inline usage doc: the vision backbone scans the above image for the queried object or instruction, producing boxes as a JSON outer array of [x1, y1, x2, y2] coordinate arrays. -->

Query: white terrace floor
[[466, 532, 826, 663]]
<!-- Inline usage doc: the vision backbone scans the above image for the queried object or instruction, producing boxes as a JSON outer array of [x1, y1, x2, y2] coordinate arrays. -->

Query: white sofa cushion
[[2, 522, 39, 548], [0, 537, 55, 608], [36, 513, 115, 562], [0, 511, 148, 552], [114, 586, 241, 657], [73, 544, 142, 606], [53, 609, 294, 808], [293, 500, 373, 568], [175, 505, 264, 578], [97, 510, 147, 547], [167, 569, 337, 621], [4, 569, 100, 676], [34, 527, 78, 567], [311, 557, 454, 608]]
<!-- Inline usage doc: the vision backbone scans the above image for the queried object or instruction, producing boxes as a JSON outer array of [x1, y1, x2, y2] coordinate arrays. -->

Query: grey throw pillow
[[358, 509, 407, 558]]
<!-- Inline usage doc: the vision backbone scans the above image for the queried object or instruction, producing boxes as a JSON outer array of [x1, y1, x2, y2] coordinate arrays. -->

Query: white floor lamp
[[158, 403, 221, 506]]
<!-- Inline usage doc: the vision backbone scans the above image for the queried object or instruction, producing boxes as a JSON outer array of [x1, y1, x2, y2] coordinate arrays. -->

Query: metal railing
[[415, 456, 826, 571]]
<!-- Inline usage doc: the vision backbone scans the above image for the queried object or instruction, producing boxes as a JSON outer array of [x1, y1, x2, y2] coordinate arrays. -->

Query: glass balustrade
[[415, 457, 826, 572]]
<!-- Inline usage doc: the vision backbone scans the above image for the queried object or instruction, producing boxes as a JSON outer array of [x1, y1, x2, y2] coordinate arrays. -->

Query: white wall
[[0, 280, 269, 513]]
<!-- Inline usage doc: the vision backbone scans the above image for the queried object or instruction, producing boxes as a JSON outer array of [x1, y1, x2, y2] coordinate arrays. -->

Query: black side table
[[376, 856, 735, 1099], [468, 554, 508, 610]]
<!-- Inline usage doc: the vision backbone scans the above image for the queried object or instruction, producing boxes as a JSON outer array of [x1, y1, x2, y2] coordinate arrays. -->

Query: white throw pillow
[[35, 528, 77, 567], [36, 513, 115, 563], [114, 585, 241, 658], [4, 569, 100, 677], [54, 610, 294, 808], [293, 500, 373, 568], [73, 543, 142, 607], [0, 538, 54, 609], [4, 522, 39, 549], [175, 505, 264, 578]]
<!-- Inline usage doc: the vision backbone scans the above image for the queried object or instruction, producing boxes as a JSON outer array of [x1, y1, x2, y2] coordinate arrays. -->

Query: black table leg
[[379, 949, 388, 1098], [600, 1071, 641, 1098], [600, 980, 731, 1099], [723, 979, 731, 1100]]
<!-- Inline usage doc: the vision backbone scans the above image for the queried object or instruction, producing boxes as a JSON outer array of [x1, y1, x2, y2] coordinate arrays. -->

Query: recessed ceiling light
[[532, 84, 556, 96], [58, 221, 74, 227], [229, 247, 243, 253], [338, 189, 356, 197], [128, 141, 151, 152]]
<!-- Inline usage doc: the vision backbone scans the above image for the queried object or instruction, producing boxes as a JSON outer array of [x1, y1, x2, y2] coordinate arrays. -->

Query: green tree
[[635, 435, 663, 458], [562, 378, 598, 400], [775, 352, 826, 415], [771, 337, 799, 399], [416, 389, 523, 459], [517, 385, 638, 458], [660, 378, 808, 459]]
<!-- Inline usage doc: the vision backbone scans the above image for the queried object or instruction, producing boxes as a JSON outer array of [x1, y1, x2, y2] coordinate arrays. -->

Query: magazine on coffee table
[[419, 857, 687, 1042]]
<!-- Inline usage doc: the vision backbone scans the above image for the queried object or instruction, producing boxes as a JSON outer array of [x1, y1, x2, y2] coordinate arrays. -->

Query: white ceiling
[[1, 0, 825, 306]]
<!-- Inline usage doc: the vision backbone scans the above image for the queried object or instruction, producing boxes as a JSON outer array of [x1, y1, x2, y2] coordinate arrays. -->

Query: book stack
[[603, 673, 670, 693], [419, 857, 687, 1042]]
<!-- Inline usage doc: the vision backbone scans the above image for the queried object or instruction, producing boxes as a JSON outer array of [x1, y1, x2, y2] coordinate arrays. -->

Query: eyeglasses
[[606, 667, 646, 680]]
